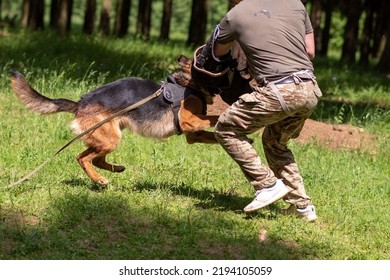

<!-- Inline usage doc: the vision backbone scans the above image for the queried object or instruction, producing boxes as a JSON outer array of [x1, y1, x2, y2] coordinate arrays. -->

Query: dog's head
[[170, 55, 218, 105]]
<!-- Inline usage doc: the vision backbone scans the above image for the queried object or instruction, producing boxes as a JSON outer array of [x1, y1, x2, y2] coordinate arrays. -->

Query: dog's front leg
[[179, 95, 220, 130], [180, 114, 219, 132]]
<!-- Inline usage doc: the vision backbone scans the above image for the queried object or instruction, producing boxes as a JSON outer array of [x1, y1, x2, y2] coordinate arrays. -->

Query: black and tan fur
[[10, 56, 219, 185]]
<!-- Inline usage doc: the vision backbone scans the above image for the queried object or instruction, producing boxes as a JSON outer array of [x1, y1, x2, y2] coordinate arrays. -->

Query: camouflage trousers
[[215, 80, 322, 208]]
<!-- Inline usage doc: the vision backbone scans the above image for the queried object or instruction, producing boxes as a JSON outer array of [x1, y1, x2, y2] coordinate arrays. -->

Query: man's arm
[[214, 41, 233, 58], [305, 32, 315, 60]]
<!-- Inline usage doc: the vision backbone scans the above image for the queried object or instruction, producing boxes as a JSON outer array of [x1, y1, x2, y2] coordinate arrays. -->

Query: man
[[212, 0, 322, 221]]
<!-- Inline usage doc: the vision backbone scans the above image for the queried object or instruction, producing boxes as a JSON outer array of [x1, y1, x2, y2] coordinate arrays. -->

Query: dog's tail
[[10, 71, 78, 115]]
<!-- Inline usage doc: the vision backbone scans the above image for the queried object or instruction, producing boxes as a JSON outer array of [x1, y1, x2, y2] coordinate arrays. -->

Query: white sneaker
[[280, 204, 318, 222], [243, 180, 290, 213], [296, 205, 317, 222]]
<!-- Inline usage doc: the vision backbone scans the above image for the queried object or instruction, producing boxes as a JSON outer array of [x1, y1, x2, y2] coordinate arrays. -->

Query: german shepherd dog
[[10, 56, 220, 185]]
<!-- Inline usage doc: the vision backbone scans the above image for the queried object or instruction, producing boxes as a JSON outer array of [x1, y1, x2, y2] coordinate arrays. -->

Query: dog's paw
[[94, 177, 109, 185]]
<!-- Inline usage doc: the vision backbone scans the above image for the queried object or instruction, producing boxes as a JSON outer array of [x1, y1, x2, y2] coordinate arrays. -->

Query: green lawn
[[0, 31, 389, 260]]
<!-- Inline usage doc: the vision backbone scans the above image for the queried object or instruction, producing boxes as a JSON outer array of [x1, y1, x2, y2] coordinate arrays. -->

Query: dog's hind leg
[[77, 148, 110, 185], [73, 113, 124, 185], [92, 156, 125, 173]]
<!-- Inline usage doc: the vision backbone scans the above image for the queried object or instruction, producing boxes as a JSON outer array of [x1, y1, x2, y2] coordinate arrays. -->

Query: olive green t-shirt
[[216, 0, 314, 82]]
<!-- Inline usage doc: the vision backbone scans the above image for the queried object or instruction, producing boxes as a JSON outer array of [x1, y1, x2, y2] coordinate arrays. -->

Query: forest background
[[0, 0, 389, 73]]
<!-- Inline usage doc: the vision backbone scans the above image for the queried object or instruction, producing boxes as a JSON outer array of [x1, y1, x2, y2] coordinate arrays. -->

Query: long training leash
[[7, 88, 163, 188]]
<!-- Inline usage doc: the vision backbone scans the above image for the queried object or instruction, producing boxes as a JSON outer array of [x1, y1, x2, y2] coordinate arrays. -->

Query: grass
[[0, 31, 389, 260]]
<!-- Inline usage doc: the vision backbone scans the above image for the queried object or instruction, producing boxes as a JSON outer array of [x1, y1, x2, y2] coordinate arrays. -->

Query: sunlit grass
[[0, 31, 389, 260]]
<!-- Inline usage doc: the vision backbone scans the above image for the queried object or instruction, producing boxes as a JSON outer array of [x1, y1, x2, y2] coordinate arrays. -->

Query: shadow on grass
[[0, 179, 318, 260], [62, 178, 109, 192], [62, 177, 283, 214], [132, 180, 248, 213], [1, 183, 320, 260]]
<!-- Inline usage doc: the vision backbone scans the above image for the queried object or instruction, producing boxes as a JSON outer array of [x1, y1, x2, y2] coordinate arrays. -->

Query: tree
[[160, 0, 172, 41], [372, 0, 387, 59], [377, 0, 390, 73], [359, 0, 376, 65], [310, 0, 322, 54], [57, 0, 73, 35], [21, 0, 45, 30], [114, 0, 131, 38], [187, 0, 208, 46], [50, 0, 59, 28], [49, 0, 73, 35], [340, 0, 364, 64], [136, 0, 152, 40], [99, 0, 112, 36], [320, 0, 335, 56], [377, 35, 390, 73], [20, 0, 29, 28], [83, 0, 96, 35]]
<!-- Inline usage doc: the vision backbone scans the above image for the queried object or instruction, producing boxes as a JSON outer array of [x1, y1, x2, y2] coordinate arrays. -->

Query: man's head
[[229, 0, 242, 10]]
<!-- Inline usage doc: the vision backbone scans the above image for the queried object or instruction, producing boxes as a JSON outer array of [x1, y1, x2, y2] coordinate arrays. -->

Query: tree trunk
[[20, 0, 30, 28], [377, 35, 390, 73], [320, 0, 334, 56], [27, 0, 44, 30], [83, 0, 96, 35], [99, 0, 112, 36], [159, 0, 172, 41], [187, 0, 208, 46], [0, 0, 3, 20], [359, 1, 375, 65], [114, 0, 131, 38], [377, 1, 390, 73], [372, 0, 386, 58], [57, 0, 73, 35], [310, 0, 322, 54], [136, 0, 152, 40], [50, 0, 59, 28], [340, 0, 363, 64]]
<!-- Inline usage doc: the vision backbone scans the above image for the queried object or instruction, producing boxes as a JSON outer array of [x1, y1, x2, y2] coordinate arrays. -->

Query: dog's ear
[[177, 55, 191, 66]]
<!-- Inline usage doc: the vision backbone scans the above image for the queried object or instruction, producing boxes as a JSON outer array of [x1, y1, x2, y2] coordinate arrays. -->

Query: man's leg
[[262, 118, 312, 208], [215, 92, 290, 212], [262, 116, 317, 221]]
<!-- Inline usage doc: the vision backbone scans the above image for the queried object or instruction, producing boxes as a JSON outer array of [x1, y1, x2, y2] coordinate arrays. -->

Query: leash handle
[[7, 88, 163, 188]]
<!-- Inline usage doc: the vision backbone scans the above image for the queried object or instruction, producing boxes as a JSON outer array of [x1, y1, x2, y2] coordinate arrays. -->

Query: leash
[[7, 87, 163, 188]]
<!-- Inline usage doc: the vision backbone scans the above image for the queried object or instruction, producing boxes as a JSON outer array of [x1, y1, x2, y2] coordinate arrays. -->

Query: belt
[[273, 77, 312, 85], [255, 71, 316, 116], [250, 70, 316, 116], [258, 76, 312, 86]]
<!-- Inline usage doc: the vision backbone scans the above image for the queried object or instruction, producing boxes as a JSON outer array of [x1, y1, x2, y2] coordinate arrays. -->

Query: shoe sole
[[243, 186, 290, 214], [278, 206, 318, 222], [301, 215, 317, 222]]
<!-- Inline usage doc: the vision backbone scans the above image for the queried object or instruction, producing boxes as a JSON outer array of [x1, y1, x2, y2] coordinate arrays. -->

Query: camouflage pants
[[215, 80, 322, 207]]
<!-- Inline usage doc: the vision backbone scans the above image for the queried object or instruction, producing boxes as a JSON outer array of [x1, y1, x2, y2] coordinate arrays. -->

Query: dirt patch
[[207, 95, 376, 153], [295, 119, 375, 152]]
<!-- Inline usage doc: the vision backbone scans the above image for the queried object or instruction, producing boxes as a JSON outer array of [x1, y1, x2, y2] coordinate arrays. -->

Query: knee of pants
[[215, 122, 241, 146], [214, 121, 226, 142]]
